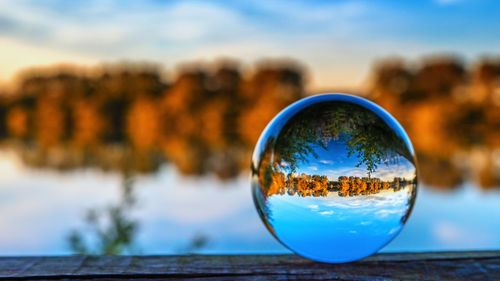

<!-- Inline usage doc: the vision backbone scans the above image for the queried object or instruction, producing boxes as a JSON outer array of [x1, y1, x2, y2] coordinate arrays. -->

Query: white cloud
[[0, 0, 376, 90], [375, 209, 403, 218], [308, 204, 319, 210], [0, 0, 496, 91]]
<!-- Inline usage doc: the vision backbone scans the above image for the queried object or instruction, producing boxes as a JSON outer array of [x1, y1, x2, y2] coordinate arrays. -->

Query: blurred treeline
[[0, 60, 304, 179], [370, 57, 500, 189], [0, 57, 498, 189]]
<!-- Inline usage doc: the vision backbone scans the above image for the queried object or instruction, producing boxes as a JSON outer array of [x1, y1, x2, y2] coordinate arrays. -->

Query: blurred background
[[0, 0, 499, 255]]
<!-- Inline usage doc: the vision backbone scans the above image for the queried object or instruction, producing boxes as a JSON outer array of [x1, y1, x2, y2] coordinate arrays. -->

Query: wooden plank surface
[[0, 251, 498, 280]]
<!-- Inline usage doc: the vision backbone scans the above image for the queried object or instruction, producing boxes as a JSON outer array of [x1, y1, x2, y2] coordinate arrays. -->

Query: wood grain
[[0, 251, 498, 280]]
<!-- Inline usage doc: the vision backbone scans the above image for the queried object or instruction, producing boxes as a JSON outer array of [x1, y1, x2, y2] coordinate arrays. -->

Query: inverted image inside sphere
[[251, 94, 417, 263]]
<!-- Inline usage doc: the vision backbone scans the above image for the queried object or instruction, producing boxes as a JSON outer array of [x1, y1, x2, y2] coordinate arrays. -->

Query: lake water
[[0, 150, 499, 255]]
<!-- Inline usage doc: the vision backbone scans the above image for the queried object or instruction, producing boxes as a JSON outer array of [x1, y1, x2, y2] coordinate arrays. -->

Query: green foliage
[[274, 102, 411, 176], [68, 178, 138, 255]]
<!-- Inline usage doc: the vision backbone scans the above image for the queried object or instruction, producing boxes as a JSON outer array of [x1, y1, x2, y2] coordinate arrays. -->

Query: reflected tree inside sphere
[[251, 94, 418, 263]]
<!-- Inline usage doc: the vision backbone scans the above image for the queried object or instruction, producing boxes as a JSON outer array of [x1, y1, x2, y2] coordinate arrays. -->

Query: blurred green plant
[[68, 177, 138, 255]]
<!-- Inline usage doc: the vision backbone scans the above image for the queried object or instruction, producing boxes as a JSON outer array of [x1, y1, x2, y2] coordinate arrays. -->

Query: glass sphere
[[251, 94, 417, 263]]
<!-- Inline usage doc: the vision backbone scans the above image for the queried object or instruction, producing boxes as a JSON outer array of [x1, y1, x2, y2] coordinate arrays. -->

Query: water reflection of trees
[[0, 57, 498, 189], [264, 170, 414, 198]]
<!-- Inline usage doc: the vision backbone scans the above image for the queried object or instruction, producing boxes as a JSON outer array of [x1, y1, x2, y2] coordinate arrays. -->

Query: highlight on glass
[[251, 93, 418, 263]]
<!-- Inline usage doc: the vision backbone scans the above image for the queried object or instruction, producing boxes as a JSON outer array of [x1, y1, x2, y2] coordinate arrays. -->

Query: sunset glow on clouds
[[0, 0, 499, 91]]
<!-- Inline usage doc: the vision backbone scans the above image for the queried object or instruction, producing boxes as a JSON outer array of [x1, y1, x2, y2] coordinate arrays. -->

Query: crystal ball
[[251, 94, 417, 263]]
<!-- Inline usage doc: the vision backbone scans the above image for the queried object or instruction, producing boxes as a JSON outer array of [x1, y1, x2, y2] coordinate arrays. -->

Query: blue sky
[[0, 0, 499, 90], [296, 140, 416, 181]]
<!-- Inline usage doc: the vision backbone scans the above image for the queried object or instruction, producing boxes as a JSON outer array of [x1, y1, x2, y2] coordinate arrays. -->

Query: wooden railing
[[0, 251, 498, 280]]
